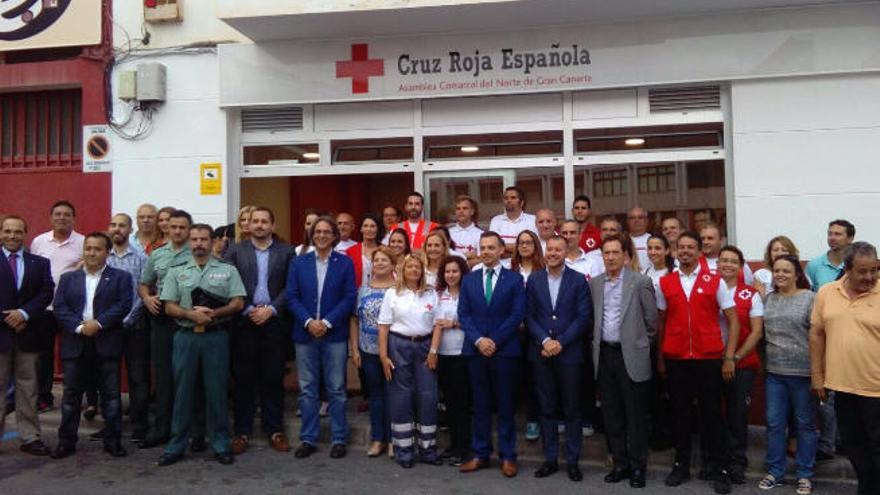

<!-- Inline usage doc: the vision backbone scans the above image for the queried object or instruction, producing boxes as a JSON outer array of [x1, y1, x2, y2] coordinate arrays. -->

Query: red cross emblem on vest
[[585, 238, 596, 249], [737, 288, 753, 301], [336, 44, 384, 94]]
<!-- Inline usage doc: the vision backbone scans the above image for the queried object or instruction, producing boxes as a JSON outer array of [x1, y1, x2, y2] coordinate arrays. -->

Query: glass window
[[424, 131, 563, 160], [575, 123, 723, 154], [243, 144, 320, 165], [331, 137, 413, 164]]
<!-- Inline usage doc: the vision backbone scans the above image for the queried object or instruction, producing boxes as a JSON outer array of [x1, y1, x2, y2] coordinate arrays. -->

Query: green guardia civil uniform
[[140, 243, 192, 442], [160, 257, 246, 456]]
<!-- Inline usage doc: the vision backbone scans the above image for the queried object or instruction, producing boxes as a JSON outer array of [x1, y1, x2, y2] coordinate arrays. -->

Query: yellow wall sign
[[200, 163, 222, 195]]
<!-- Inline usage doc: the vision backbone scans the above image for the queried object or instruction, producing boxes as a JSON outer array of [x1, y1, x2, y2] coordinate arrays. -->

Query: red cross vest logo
[[336, 43, 385, 94]]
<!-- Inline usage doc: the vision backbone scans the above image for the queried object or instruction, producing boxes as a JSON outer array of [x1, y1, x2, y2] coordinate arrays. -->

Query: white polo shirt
[[449, 222, 483, 257], [488, 212, 537, 245], [565, 249, 604, 281], [630, 232, 651, 272], [378, 287, 438, 337]]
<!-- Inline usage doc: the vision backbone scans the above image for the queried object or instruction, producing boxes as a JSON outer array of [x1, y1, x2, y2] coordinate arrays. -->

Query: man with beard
[[489, 187, 537, 256], [107, 214, 148, 444], [157, 224, 246, 466], [391, 192, 438, 250], [572, 195, 601, 255]]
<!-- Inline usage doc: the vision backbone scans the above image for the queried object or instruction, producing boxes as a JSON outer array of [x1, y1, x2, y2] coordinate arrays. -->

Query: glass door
[[424, 169, 516, 227]]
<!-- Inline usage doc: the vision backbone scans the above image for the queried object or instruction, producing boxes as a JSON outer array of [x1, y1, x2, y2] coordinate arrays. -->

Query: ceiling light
[[460, 146, 479, 153], [302, 152, 320, 159], [625, 138, 645, 146]]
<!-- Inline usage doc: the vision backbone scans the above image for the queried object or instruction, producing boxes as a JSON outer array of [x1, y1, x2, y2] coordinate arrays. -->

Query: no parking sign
[[83, 125, 112, 173]]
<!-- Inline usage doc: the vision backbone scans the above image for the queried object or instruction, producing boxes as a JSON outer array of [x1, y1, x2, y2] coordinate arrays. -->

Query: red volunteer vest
[[660, 269, 726, 360], [578, 224, 602, 253], [731, 283, 760, 370], [392, 219, 438, 250]]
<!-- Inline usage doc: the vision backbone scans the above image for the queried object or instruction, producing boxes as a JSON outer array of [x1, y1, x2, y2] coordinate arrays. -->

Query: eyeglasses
[[517, 240, 535, 246]]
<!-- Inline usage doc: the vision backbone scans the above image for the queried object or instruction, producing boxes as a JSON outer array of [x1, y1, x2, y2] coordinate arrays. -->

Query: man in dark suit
[[51, 232, 133, 459], [286, 216, 356, 459], [458, 231, 526, 478], [224, 207, 294, 455], [0, 215, 54, 456], [590, 235, 658, 488], [527, 235, 592, 482]]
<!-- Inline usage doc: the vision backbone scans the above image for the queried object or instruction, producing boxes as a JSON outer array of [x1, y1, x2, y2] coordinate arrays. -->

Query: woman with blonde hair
[[236, 205, 257, 242], [754, 236, 801, 298], [423, 230, 450, 288], [378, 253, 442, 468]]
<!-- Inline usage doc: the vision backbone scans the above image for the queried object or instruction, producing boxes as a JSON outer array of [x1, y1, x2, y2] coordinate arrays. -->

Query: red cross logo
[[336, 44, 384, 94]]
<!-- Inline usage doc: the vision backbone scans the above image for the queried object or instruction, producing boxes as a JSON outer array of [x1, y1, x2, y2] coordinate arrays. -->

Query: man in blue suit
[[526, 235, 592, 482], [458, 231, 526, 478], [0, 215, 54, 456], [286, 216, 356, 459], [51, 232, 133, 459]]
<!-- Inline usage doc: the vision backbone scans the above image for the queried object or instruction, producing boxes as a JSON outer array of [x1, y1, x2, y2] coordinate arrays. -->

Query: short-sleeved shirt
[[435, 289, 464, 355], [449, 222, 483, 257], [488, 212, 537, 245], [655, 264, 735, 311], [811, 277, 880, 397], [378, 287, 437, 337], [160, 257, 246, 328], [140, 243, 192, 293], [30, 230, 85, 290], [806, 252, 844, 290], [355, 286, 389, 355], [630, 233, 651, 273], [565, 249, 604, 281]]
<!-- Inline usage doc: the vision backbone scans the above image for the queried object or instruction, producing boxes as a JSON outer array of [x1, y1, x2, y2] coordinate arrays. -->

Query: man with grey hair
[[810, 241, 880, 495]]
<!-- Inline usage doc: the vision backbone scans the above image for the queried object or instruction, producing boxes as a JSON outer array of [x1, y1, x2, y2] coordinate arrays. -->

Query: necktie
[[8, 253, 18, 287], [484, 268, 494, 305]]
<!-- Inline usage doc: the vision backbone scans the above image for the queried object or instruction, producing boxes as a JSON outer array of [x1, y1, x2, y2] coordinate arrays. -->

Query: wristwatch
[[429, 347, 438, 355]]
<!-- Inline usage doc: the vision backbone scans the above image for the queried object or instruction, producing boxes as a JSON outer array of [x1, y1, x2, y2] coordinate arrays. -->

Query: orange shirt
[[811, 277, 880, 397]]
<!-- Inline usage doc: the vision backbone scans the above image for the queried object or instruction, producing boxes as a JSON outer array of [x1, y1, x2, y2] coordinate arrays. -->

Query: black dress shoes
[[714, 470, 732, 494], [104, 444, 128, 457], [604, 466, 631, 483], [534, 461, 559, 478], [567, 464, 583, 482], [20, 439, 50, 456], [294, 442, 317, 458], [214, 452, 235, 465], [629, 468, 646, 488], [665, 463, 691, 486], [329, 443, 347, 459], [157, 452, 184, 466], [50, 444, 76, 459], [399, 459, 414, 469]]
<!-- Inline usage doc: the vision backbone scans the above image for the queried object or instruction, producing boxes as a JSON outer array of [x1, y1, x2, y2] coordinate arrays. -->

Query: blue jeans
[[295, 340, 348, 445], [765, 373, 817, 480], [361, 352, 389, 442]]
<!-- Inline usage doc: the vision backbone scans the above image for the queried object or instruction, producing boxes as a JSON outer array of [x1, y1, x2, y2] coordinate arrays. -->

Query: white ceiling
[[219, 0, 866, 42]]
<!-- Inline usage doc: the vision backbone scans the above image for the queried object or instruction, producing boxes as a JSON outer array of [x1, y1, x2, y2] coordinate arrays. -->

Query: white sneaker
[[582, 424, 595, 437], [796, 478, 812, 495], [758, 473, 782, 490]]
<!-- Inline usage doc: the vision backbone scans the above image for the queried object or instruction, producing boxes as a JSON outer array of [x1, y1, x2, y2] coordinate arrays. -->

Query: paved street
[[0, 434, 858, 495]]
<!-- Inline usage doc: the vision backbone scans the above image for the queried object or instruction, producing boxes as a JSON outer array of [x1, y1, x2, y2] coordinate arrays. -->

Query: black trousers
[[232, 316, 287, 436], [58, 341, 122, 449], [534, 358, 582, 464], [124, 320, 151, 438], [722, 367, 756, 476], [836, 391, 880, 495], [438, 355, 471, 454], [598, 344, 650, 470], [666, 359, 724, 471], [36, 311, 57, 405], [518, 331, 540, 422], [581, 344, 597, 426]]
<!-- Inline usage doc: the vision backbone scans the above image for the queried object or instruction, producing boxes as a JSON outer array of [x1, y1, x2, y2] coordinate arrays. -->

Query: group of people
[[0, 189, 877, 495]]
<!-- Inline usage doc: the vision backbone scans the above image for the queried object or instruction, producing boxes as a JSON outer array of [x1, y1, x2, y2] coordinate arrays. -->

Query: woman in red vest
[[346, 213, 385, 288], [717, 246, 765, 485]]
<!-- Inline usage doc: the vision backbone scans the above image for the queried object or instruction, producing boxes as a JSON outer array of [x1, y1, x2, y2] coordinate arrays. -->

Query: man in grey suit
[[590, 235, 658, 489], [224, 207, 295, 455]]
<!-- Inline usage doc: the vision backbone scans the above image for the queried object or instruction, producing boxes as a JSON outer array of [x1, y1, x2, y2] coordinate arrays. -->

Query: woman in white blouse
[[434, 255, 472, 466], [644, 234, 675, 290], [378, 254, 442, 468], [423, 230, 449, 288], [753, 235, 801, 299]]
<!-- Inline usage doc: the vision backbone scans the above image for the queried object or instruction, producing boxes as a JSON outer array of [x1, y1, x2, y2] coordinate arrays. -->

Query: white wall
[[113, 0, 247, 50], [111, 52, 229, 227], [731, 74, 880, 260]]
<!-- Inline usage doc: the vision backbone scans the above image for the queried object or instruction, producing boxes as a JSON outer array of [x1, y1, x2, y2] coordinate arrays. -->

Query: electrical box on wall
[[137, 63, 167, 102], [144, 0, 183, 23], [118, 71, 138, 101]]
